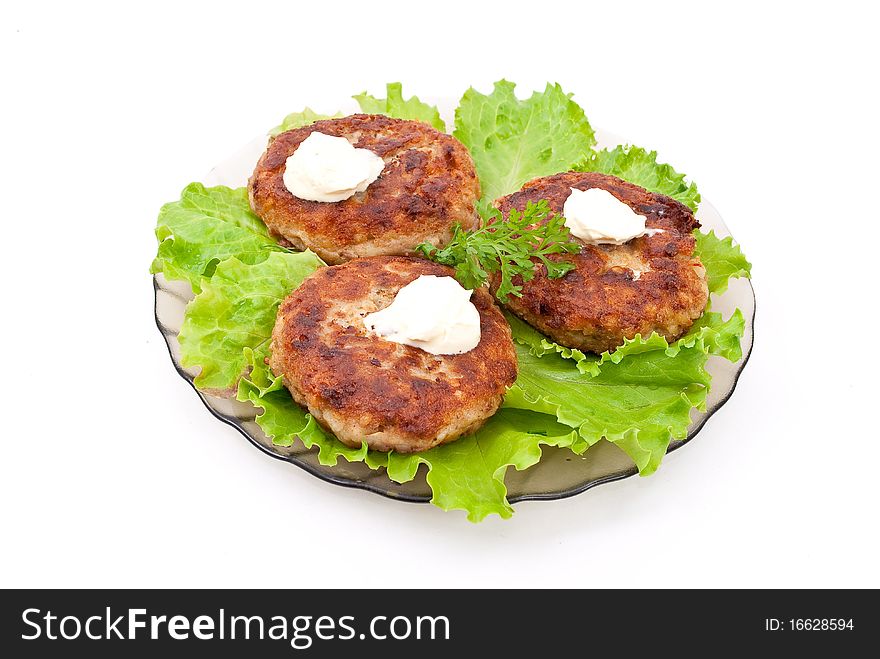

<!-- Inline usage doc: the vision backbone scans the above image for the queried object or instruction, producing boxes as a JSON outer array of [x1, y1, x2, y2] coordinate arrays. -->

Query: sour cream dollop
[[282, 131, 385, 202], [363, 276, 481, 355], [562, 187, 661, 244]]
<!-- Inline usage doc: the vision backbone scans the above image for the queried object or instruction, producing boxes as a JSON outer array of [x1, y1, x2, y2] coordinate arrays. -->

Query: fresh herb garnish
[[416, 200, 581, 303]]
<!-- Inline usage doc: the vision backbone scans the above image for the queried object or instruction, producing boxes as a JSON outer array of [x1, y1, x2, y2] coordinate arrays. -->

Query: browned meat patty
[[492, 172, 709, 354], [249, 114, 480, 265], [269, 256, 517, 453]]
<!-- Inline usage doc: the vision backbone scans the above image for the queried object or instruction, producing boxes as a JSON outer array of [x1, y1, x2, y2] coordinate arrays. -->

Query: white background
[[1, 1, 877, 589]]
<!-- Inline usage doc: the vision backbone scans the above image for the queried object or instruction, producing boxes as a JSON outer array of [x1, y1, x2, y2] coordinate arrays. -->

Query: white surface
[[1, 1, 877, 589]]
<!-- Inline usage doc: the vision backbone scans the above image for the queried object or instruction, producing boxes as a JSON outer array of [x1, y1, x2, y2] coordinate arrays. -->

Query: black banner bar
[[1, 589, 873, 656]]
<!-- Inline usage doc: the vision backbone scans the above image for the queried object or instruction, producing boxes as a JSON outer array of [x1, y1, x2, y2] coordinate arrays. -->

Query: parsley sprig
[[416, 200, 580, 303]]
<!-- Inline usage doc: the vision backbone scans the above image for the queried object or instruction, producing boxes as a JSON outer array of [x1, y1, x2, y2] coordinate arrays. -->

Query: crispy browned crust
[[492, 172, 709, 354], [249, 115, 480, 265], [269, 256, 517, 453]]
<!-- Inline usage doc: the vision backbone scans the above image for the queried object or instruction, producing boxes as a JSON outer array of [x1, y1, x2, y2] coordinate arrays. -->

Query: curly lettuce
[[508, 308, 745, 374], [578, 145, 701, 211], [237, 349, 370, 466], [269, 108, 342, 137], [150, 183, 284, 292], [506, 310, 745, 475], [178, 251, 324, 391], [242, 359, 581, 522], [354, 82, 445, 131], [454, 80, 595, 209], [695, 230, 753, 295]]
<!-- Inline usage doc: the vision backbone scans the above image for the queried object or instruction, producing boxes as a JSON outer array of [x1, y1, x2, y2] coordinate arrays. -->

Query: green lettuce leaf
[[454, 80, 595, 208], [380, 410, 579, 522], [178, 251, 324, 391], [504, 313, 595, 373], [694, 230, 753, 295], [241, 365, 580, 521], [678, 310, 746, 363], [237, 350, 370, 466], [353, 82, 445, 131], [506, 345, 705, 476], [269, 108, 343, 137], [506, 311, 745, 475], [578, 145, 701, 211], [509, 309, 745, 374], [150, 183, 284, 293]]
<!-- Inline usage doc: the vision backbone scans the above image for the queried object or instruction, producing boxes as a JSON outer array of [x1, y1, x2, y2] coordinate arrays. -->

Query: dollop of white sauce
[[363, 276, 481, 355], [562, 187, 662, 245], [283, 131, 385, 202]]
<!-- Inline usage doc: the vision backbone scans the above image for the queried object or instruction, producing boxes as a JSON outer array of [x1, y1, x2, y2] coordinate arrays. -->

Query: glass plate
[[153, 122, 755, 507]]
